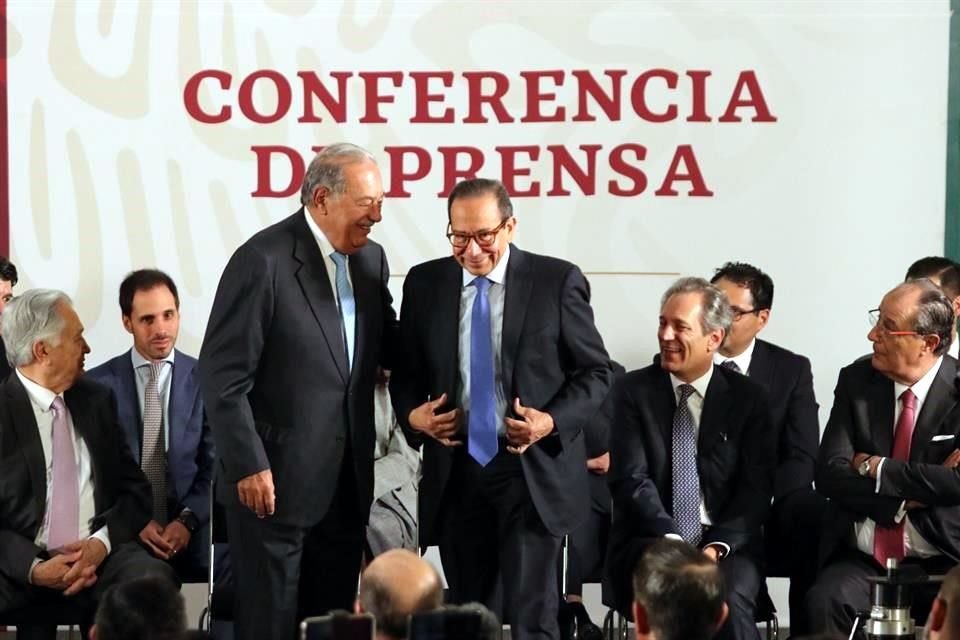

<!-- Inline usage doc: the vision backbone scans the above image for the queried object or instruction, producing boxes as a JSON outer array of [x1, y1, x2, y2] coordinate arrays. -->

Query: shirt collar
[[131, 347, 175, 371], [893, 355, 944, 407], [669, 365, 714, 403], [461, 245, 511, 288], [713, 338, 756, 373], [303, 207, 337, 259], [15, 369, 61, 412]]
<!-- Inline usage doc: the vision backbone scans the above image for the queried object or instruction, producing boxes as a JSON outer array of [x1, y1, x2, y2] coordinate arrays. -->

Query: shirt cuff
[[875, 457, 886, 493], [894, 500, 908, 524], [89, 526, 112, 555], [664, 533, 683, 541], [27, 557, 42, 584]]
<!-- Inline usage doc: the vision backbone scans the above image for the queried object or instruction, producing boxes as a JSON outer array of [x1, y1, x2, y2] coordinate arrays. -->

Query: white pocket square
[[932, 434, 955, 442]]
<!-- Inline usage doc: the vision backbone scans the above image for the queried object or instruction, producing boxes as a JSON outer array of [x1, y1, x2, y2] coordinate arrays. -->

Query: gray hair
[[661, 277, 733, 338], [299, 143, 377, 206], [898, 280, 955, 356], [2, 289, 73, 368]]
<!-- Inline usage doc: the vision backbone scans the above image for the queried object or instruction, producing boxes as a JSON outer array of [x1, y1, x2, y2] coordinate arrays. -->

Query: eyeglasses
[[731, 306, 764, 321], [867, 308, 922, 338], [446, 219, 509, 249]]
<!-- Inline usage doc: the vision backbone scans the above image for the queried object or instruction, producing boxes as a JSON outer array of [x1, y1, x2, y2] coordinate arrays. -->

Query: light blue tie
[[330, 252, 355, 371], [468, 277, 498, 466], [672, 384, 702, 545]]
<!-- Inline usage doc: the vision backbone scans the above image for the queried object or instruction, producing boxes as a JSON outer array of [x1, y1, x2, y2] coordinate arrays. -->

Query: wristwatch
[[858, 457, 873, 477], [176, 510, 200, 533]]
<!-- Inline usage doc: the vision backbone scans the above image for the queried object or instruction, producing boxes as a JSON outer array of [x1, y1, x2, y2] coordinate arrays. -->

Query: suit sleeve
[[816, 369, 903, 525], [542, 265, 613, 441], [199, 244, 274, 483], [179, 405, 215, 524], [378, 245, 400, 372], [774, 356, 820, 499], [390, 272, 427, 449], [0, 532, 44, 584]]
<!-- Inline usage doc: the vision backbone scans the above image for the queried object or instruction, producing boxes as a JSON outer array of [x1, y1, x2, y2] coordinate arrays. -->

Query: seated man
[[367, 370, 419, 557], [606, 277, 776, 640], [355, 549, 443, 640], [632, 538, 728, 640], [904, 256, 960, 359], [0, 254, 18, 381], [926, 564, 960, 640], [808, 279, 960, 636], [0, 289, 176, 637], [86, 270, 213, 581], [90, 575, 186, 640]]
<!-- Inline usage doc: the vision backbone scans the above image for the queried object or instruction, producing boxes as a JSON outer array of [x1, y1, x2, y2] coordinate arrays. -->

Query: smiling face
[[309, 160, 384, 255], [123, 284, 180, 361], [448, 194, 516, 277], [658, 291, 725, 382]]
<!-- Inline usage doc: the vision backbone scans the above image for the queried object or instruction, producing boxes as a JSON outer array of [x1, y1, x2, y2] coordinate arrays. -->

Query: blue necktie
[[330, 252, 355, 371], [672, 384, 702, 545], [468, 277, 497, 466]]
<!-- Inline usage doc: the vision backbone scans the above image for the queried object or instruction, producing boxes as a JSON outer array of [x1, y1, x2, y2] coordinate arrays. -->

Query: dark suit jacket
[[749, 339, 820, 500], [0, 375, 152, 585], [607, 363, 776, 555], [0, 343, 11, 382], [390, 245, 612, 544], [199, 209, 397, 526], [816, 356, 960, 562], [86, 349, 213, 525]]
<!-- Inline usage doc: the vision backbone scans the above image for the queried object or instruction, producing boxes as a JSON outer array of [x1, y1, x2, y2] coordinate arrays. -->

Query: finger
[[433, 423, 459, 439], [513, 397, 526, 416], [432, 409, 460, 425], [504, 417, 527, 431], [430, 393, 448, 409], [264, 480, 276, 516], [143, 539, 168, 558], [149, 530, 174, 553], [63, 576, 90, 597], [438, 438, 464, 447]]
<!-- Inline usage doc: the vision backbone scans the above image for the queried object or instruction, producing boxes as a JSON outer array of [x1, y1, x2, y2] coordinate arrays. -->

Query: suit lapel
[[292, 210, 349, 383], [653, 368, 676, 446], [169, 351, 194, 455], [117, 352, 142, 463], [912, 359, 960, 459], [6, 377, 47, 523], [699, 366, 733, 452], [868, 369, 895, 456], [501, 246, 532, 400], [347, 247, 376, 388], [747, 340, 773, 392], [439, 260, 463, 397]]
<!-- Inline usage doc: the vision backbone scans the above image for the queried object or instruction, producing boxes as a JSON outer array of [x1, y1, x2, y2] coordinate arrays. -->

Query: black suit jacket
[[749, 339, 820, 500], [390, 246, 612, 544], [199, 209, 398, 526], [607, 363, 776, 555], [0, 375, 152, 585], [816, 356, 960, 562]]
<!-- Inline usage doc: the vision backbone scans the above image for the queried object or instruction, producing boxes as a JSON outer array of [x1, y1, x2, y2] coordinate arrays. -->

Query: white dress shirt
[[304, 208, 353, 305], [458, 246, 510, 436], [713, 338, 756, 375], [16, 371, 110, 554], [131, 348, 175, 450]]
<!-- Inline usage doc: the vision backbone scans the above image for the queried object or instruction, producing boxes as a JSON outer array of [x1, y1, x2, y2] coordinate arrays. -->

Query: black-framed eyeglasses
[[446, 219, 509, 249], [731, 306, 764, 321]]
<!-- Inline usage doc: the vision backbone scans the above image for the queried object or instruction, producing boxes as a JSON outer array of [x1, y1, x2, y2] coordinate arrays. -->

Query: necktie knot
[[678, 384, 696, 404], [721, 360, 742, 374], [472, 276, 490, 294], [148, 361, 162, 381], [331, 251, 348, 269], [50, 396, 65, 416], [900, 389, 917, 410]]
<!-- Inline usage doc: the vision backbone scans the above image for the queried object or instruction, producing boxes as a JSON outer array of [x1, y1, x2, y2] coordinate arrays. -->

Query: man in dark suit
[[807, 279, 960, 636], [606, 277, 776, 640], [709, 262, 822, 633], [0, 255, 19, 381], [87, 269, 213, 581], [390, 178, 612, 640], [905, 256, 960, 359], [200, 143, 397, 640], [0, 289, 175, 638]]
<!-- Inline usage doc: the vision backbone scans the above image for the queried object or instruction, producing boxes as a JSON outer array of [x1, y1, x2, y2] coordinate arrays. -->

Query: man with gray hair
[[200, 143, 398, 640], [808, 279, 960, 637], [0, 289, 174, 634], [605, 277, 776, 640]]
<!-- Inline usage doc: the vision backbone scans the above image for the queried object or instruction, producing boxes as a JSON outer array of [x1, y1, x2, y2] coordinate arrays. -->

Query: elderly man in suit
[[87, 269, 213, 581], [605, 277, 776, 640], [0, 289, 175, 639], [709, 262, 823, 634], [390, 177, 612, 640], [200, 143, 398, 640], [807, 279, 960, 637]]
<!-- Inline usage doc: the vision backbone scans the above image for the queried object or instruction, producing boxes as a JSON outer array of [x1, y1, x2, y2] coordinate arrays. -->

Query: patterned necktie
[[468, 277, 498, 466], [331, 252, 356, 372], [721, 360, 742, 374], [48, 396, 79, 551], [874, 389, 917, 566], [142, 362, 167, 524], [672, 384, 703, 545]]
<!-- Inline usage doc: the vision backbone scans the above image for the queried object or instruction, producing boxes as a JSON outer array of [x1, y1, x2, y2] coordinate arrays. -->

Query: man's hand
[[30, 550, 82, 590], [161, 520, 192, 557], [139, 520, 175, 559], [702, 545, 721, 563], [944, 449, 960, 468], [408, 394, 462, 447], [587, 452, 610, 475], [852, 452, 881, 479], [505, 398, 555, 454], [59, 538, 107, 595], [238, 469, 276, 518]]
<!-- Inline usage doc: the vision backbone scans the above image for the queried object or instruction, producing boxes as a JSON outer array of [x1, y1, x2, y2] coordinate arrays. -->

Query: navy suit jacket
[[86, 349, 213, 525]]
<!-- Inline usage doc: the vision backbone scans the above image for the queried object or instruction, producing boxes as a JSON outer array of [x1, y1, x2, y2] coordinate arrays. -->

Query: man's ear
[[929, 596, 947, 632], [354, 598, 363, 615], [122, 314, 134, 336], [89, 624, 98, 640], [633, 601, 651, 638], [757, 308, 771, 330], [713, 602, 730, 633]]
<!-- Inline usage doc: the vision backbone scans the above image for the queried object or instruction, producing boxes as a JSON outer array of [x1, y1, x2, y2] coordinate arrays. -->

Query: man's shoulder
[[68, 376, 115, 404], [716, 362, 769, 400], [616, 363, 668, 394], [407, 256, 457, 280], [174, 349, 199, 369], [756, 338, 811, 368], [235, 209, 305, 257], [85, 352, 130, 382], [513, 247, 578, 277]]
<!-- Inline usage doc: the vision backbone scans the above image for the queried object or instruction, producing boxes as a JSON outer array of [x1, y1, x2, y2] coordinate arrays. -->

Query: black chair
[[0, 599, 93, 639], [754, 582, 779, 640], [198, 483, 234, 633]]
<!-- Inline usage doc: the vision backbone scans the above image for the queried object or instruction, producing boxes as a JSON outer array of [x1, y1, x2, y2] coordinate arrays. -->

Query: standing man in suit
[[807, 279, 960, 636], [200, 143, 397, 640], [709, 262, 822, 634], [0, 256, 19, 381], [390, 178, 612, 640], [86, 269, 213, 581], [0, 289, 175, 637], [606, 277, 776, 640], [905, 257, 960, 359]]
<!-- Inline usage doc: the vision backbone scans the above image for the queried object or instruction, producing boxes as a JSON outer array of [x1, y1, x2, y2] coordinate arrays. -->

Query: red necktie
[[873, 389, 916, 566]]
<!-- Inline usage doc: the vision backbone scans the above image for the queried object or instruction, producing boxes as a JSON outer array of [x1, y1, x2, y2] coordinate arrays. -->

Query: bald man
[[356, 550, 443, 640], [926, 566, 960, 640]]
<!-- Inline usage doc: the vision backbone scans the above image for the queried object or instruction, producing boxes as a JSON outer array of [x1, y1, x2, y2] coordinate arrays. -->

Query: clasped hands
[[408, 394, 554, 454], [139, 519, 192, 560], [30, 538, 107, 596]]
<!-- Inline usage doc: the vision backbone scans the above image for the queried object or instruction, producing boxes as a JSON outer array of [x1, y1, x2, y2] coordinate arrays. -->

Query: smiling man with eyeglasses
[[809, 279, 960, 637], [390, 177, 612, 640]]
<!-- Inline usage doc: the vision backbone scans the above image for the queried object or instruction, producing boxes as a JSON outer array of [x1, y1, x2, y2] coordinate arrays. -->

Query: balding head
[[357, 550, 443, 640]]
